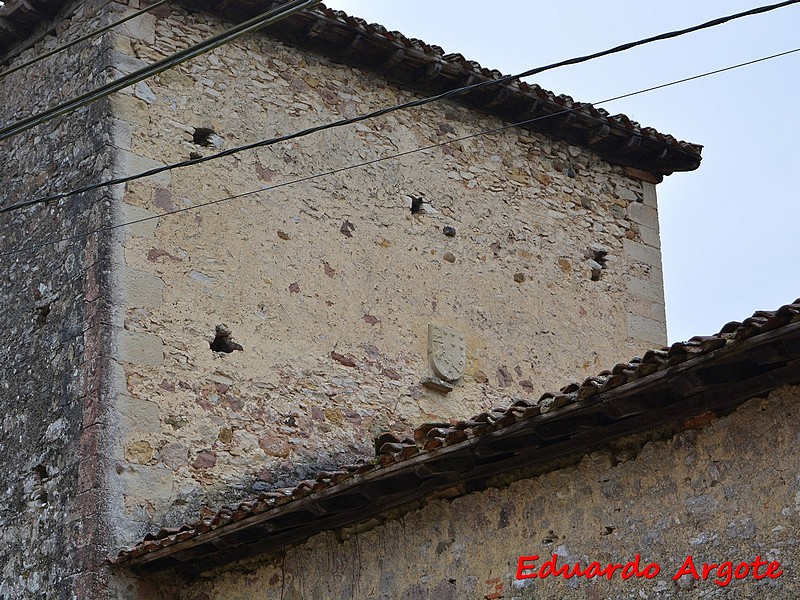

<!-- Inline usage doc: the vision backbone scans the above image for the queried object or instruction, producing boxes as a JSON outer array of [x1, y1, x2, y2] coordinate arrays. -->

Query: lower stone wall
[[173, 384, 800, 600]]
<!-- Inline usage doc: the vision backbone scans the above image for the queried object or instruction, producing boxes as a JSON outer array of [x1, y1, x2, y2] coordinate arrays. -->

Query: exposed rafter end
[[383, 47, 404, 70], [416, 58, 442, 83], [461, 73, 479, 88], [298, 17, 326, 41], [518, 99, 543, 124], [483, 86, 509, 109], [336, 32, 364, 56], [619, 134, 641, 154], [555, 110, 576, 129], [623, 166, 662, 184], [586, 123, 610, 146]]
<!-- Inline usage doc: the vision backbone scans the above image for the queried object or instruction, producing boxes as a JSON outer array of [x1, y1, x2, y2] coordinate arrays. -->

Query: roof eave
[[0, 0, 703, 175], [115, 311, 800, 576]]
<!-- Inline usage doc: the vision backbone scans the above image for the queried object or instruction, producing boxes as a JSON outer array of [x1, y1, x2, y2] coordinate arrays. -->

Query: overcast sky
[[329, 0, 800, 343]]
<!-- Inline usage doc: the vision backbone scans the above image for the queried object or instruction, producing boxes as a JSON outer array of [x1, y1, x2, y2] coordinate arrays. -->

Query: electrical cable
[[0, 0, 169, 81], [0, 0, 797, 148], [0, 0, 321, 143], [2, 44, 797, 258], [2, 0, 798, 214]]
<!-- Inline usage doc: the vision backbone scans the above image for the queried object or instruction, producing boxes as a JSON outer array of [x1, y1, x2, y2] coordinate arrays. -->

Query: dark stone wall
[[0, 2, 118, 598]]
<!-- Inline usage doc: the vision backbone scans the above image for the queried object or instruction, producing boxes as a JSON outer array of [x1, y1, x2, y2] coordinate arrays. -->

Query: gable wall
[[107, 1, 667, 556]]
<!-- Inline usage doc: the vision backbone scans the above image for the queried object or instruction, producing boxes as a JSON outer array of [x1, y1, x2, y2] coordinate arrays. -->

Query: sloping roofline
[[0, 0, 702, 177], [115, 300, 800, 575]]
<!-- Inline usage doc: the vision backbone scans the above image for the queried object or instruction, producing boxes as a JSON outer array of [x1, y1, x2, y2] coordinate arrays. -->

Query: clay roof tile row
[[0, 0, 702, 175]]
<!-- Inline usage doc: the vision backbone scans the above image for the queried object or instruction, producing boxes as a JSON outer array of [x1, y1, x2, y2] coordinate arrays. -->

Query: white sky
[[329, 0, 800, 343]]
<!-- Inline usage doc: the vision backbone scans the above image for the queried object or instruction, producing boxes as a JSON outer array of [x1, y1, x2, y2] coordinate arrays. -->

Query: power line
[[0, 0, 321, 143], [2, 44, 797, 259], [2, 0, 798, 150], [3, 0, 799, 214], [0, 0, 169, 81], [601, 47, 800, 100]]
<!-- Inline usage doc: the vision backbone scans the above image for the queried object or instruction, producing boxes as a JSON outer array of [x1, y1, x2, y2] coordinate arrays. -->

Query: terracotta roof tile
[[0, 0, 702, 175]]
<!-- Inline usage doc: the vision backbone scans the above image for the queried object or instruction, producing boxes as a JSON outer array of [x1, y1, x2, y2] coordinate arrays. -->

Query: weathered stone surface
[[0, 3, 122, 598], [192, 450, 217, 470], [637, 222, 661, 249], [115, 150, 171, 186], [117, 330, 164, 366], [133, 82, 157, 105], [627, 201, 659, 230], [626, 313, 668, 347], [158, 443, 189, 470], [125, 441, 154, 465], [120, 203, 159, 239], [120, 267, 164, 308], [119, 395, 161, 438], [1, 2, 676, 597], [258, 435, 291, 458], [183, 386, 800, 599], [623, 239, 662, 268], [642, 181, 658, 208]]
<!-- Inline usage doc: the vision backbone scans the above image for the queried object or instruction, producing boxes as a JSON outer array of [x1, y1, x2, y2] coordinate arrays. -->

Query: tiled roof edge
[[1, 0, 702, 176]]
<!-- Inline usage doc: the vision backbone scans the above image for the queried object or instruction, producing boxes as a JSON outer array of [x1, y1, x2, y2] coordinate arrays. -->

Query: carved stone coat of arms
[[428, 324, 466, 382]]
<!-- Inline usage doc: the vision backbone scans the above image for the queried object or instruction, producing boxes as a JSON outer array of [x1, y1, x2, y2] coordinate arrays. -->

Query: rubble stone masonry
[[108, 0, 666, 556], [0, 2, 119, 598], [2, 1, 674, 597], [180, 385, 800, 600]]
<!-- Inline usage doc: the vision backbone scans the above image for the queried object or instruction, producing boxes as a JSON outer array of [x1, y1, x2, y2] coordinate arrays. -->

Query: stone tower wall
[[0, 1, 122, 597], [0, 3, 669, 597], [106, 2, 667, 552]]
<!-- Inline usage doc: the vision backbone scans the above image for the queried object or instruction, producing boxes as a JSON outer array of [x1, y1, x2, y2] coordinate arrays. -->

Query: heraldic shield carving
[[428, 324, 466, 382]]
